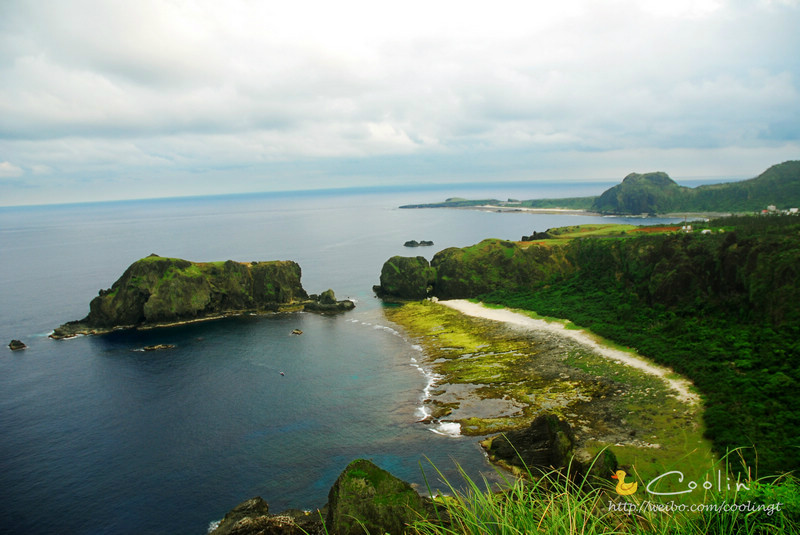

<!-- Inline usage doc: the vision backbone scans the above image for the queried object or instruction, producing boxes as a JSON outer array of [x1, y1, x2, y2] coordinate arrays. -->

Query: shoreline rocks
[[210, 459, 435, 535], [481, 413, 617, 483]]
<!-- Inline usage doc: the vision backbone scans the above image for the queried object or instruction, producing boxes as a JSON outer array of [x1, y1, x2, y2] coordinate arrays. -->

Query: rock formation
[[209, 496, 321, 535], [8, 339, 27, 350], [373, 240, 571, 300], [482, 414, 617, 483], [326, 459, 435, 535], [50, 255, 354, 339], [304, 289, 356, 313], [372, 256, 436, 300], [142, 344, 175, 351], [210, 459, 435, 535]]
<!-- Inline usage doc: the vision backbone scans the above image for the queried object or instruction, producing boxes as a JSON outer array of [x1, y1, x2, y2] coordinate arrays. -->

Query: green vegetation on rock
[[52, 255, 354, 338], [326, 459, 434, 535], [374, 255, 436, 300]]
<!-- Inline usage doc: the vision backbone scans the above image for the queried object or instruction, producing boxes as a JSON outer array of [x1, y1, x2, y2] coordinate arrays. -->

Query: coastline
[[402, 203, 739, 219], [439, 299, 699, 405], [383, 299, 713, 480]]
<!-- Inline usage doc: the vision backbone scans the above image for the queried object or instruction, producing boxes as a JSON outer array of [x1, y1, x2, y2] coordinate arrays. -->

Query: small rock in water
[[8, 339, 27, 351], [142, 344, 175, 351], [291, 329, 303, 335]]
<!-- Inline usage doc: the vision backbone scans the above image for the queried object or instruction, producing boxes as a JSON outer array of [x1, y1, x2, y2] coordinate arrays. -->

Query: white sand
[[439, 299, 699, 405]]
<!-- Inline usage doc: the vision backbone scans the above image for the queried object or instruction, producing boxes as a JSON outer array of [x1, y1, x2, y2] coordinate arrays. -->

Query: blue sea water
[[0, 182, 687, 534]]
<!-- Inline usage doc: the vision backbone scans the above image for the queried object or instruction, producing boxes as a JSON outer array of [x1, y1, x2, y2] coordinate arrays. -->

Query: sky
[[1, 0, 799, 206]]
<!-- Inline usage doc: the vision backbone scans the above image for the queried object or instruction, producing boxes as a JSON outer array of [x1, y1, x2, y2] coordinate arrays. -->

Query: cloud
[[0, 0, 798, 204], [0, 161, 23, 178]]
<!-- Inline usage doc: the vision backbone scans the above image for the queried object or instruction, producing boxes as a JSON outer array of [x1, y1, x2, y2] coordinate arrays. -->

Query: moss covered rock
[[326, 459, 433, 535], [374, 256, 435, 300], [374, 241, 574, 300], [50, 255, 354, 338], [431, 239, 572, 299], [483, 414, 577, 473]]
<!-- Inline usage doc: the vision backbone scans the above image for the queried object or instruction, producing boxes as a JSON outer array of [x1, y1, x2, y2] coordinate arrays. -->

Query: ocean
[[0, 181, 689, 534]]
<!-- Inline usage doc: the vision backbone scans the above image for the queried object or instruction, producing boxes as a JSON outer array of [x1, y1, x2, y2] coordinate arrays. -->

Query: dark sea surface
[[0, 182, 690, 534]]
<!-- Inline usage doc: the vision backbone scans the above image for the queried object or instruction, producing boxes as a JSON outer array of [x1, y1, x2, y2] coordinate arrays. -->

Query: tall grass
[[411, 452, 799, 535]]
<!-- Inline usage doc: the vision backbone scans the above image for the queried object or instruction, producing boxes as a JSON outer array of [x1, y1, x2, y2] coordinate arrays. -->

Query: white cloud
[[0, 0, 798, 204], [0, 161, 24, 177]]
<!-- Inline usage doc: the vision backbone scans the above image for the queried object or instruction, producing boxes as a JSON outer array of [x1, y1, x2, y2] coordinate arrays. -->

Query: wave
[[352, 317, 460, 436], [430, 421, 462, 437]]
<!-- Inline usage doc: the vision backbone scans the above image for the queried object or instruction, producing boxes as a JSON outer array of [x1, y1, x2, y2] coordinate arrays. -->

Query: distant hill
[[401, 161, 800, 215], [592, 161, 800, 214], [591, 171, 687, 214]]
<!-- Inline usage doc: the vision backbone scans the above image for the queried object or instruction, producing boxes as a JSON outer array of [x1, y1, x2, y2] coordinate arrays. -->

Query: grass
[[411, 451, 800, 535], [547, 224, 638, 239]]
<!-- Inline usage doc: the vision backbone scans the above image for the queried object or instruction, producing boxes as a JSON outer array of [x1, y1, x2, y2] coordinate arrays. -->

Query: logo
[[611, 469, 751, 497], [645, 470, 749, 496], [612, 470, 638, 495]]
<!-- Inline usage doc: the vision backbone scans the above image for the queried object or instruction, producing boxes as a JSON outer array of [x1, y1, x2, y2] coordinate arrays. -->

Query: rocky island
[[50, 254, 354, 339]]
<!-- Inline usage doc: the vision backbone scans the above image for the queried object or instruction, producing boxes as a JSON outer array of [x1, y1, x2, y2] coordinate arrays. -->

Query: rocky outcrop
[[404, 240, 434, 247], [326, 459, 435, 535], [482, 414, 617, 483], [142, 344, 175, 351], [209, 496, 321, 535], [50, 255, 354, 339], [520, 230, 552, 241], [482, 414, 577, 473], [304, 289, 356, 313], [374, 240, 572, 300], [373, 256, 436, 300], [8, 339, 27, 350], [210, 459, 434, 535]]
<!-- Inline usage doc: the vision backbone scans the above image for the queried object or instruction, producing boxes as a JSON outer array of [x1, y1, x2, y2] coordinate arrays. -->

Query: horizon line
[[0, 174, 744, 210]]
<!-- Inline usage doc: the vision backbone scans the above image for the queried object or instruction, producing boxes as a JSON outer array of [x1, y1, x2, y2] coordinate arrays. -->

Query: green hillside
[[592, 161, 800, 214]]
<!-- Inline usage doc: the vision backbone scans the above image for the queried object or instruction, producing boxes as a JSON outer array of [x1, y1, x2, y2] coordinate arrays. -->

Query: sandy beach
[[439, 299, 699, 405]]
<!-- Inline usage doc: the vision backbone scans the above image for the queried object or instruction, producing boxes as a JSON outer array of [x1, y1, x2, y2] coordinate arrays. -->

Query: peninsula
[[400, 160, 800, 216], [51, 254, 354, 339]]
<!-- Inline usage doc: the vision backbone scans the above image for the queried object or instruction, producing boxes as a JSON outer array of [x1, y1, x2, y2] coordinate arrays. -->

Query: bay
[[0, 182, 684, 534]]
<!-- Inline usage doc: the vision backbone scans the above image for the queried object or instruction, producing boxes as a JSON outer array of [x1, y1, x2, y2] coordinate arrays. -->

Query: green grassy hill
[[591, 161, 800, 214]]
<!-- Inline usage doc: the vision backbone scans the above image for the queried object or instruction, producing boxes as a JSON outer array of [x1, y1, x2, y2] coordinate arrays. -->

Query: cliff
[[374, 238, 573, 301], [375, 219, 800, 325], [51, 255, 354, 338]]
